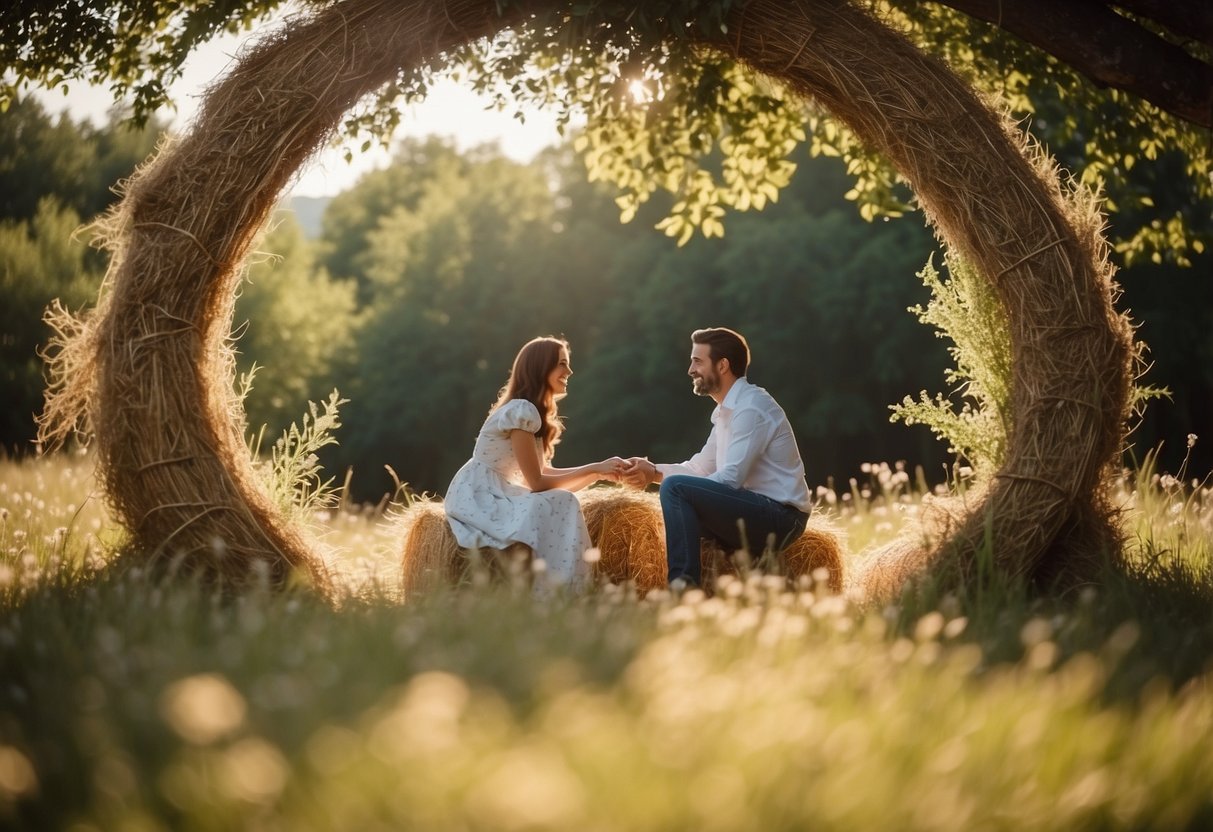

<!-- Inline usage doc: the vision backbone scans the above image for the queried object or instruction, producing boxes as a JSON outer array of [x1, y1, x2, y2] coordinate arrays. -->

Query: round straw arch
[[42, 0, 1131, 596]]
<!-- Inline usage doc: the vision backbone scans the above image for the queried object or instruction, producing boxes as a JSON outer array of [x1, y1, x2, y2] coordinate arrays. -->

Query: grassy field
[[2, 451, 1213, 830]]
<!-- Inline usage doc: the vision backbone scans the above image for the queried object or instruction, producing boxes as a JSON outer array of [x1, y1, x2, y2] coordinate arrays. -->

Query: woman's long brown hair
[[491, 336, 568, 461]]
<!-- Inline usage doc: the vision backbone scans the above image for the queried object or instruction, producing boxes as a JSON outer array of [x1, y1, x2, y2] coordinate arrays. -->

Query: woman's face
[[547, 346, 572, 397]]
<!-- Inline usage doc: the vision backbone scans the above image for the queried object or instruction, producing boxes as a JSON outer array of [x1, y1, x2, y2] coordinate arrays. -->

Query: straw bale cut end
[[579, 487, 667, 594], [783, 520, 847, 593], [846, 538, 935, 604], [398, 498, 532, 599], [398, 499, 464, 598]]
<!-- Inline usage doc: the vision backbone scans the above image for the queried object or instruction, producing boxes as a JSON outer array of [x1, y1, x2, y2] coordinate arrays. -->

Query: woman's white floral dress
[[445, 399, 590, 585]]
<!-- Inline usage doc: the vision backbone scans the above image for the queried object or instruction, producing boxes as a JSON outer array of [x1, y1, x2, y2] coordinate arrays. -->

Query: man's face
[[688, 343, 722, 397]]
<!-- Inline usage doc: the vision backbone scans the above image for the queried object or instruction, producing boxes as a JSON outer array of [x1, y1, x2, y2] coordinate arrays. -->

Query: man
[[622, 327, 811, 588]]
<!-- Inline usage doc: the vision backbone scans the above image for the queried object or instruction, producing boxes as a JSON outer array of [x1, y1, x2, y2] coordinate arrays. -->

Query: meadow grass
[[2, 452, 1212, 830]]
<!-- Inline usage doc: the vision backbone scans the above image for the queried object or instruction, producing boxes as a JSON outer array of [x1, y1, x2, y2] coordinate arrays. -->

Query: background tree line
[[2, 95, 1209, 500]]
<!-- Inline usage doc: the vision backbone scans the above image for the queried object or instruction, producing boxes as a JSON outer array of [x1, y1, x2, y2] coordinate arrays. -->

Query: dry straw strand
[[579, 487, 668, 593], [398, 498, 464, 598]]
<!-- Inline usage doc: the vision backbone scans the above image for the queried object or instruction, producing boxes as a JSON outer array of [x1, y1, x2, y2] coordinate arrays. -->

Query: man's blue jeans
[[659, 475, 809, 587]]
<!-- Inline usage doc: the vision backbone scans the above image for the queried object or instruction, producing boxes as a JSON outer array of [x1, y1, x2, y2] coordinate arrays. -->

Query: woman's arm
[[511, 430, 623, 492]]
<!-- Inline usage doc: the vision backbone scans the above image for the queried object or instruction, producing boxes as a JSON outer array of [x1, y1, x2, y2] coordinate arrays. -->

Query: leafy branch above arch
[[4, 0, 1209, 259], [336, 0, 1211, 256]]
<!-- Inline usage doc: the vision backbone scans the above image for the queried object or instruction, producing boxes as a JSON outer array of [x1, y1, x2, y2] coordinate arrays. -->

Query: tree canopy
[[3, 0, 1209, 261]]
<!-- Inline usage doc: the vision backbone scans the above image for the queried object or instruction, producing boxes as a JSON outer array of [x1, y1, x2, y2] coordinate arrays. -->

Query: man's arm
[[705, 407, 772, 490]]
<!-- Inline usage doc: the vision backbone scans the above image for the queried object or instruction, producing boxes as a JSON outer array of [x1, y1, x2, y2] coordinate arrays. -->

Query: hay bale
[[398, 499, 531, 599], [699, 539, 737, 589], [844, 494, 976, 603], [579, 487, 849, 594], [701, 516, 847, 593], [398, 499, 463, 598], [579, 488, 666, 593], [846, 537, 934, 604], [400, 489, 670, 598], [783, 518, 847, 593]]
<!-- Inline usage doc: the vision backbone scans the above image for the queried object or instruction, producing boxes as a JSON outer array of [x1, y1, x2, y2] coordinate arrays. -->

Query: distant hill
[[280, 195, 331, 239]]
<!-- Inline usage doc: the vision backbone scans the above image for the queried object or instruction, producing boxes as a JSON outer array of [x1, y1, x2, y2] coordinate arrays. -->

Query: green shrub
[[889, 253, 1012, 478]]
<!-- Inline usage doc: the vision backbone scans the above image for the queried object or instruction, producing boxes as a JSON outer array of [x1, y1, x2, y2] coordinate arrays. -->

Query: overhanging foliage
[[3, 1, 1210, 260]]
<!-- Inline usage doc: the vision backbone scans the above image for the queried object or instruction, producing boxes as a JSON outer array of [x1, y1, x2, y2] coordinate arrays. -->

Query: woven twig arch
[[42, 0, 1131, 597]]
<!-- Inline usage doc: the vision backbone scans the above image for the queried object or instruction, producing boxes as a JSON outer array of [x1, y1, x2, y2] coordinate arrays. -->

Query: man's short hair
[[691, 327, 750, 377]]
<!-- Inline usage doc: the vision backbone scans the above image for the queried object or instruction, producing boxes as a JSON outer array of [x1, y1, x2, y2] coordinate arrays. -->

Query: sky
[[31, 15, 567, 198]]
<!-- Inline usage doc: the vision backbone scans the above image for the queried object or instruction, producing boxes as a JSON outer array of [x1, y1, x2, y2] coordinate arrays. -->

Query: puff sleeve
[[495, 399, 542, 434]]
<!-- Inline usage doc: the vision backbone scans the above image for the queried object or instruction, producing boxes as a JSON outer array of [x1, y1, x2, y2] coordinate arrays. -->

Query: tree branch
[[1109, 0, 1213, 49], [936, 0, 1213, 129]]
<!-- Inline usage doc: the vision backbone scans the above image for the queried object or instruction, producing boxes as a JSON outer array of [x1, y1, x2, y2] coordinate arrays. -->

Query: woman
[[445, 337, 624, 588]]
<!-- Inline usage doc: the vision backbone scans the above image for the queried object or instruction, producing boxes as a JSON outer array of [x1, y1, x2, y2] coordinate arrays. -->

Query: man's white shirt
[[656, 377, 812, 512]]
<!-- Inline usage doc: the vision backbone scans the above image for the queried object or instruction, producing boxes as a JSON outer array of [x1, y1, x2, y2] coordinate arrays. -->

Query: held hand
[[620, 457, 657, 489], [595, 457, 628, 480]]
